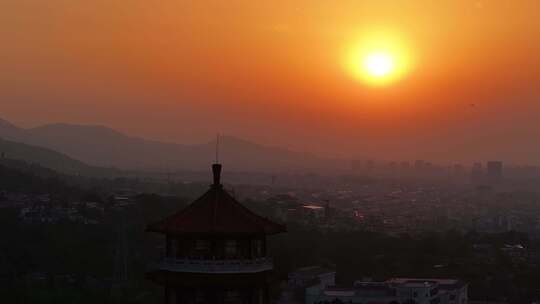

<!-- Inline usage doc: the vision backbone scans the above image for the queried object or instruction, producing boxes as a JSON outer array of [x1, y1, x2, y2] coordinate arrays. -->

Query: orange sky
[[2, 1, 540, 163]]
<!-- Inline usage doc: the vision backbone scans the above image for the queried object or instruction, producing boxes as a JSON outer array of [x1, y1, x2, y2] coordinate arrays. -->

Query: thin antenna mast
[[215, 133, 220, 163]]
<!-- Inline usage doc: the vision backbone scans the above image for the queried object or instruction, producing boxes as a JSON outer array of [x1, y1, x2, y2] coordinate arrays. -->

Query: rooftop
[[324, 283, 396, 297], [290, 266, 336, 277], [387, 278, 467, 290], [147, 164, 286, 236]]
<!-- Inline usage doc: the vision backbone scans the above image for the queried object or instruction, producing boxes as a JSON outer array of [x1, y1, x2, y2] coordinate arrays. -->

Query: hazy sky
[[1, 1, 539, 163]]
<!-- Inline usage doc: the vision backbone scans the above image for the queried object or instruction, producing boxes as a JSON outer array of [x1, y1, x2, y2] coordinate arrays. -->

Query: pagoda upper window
[[193, 240, 211, 258], [225, 240, 238, 258], [195, 240, 211, 250], [253, 239, 263, 257]]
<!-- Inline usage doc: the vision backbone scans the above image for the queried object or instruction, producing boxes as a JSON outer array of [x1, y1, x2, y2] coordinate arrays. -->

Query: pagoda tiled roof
[[147, 164, 286, 236]]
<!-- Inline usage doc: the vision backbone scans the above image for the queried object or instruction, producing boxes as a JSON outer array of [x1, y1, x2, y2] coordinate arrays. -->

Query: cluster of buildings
[[235, 170, 540, 240], [18, 201, 102, 224], [351, 160, 506, 184], [0, 192, 50, 209], [285, 266, 467, 304], [0, 191, 137, 225]]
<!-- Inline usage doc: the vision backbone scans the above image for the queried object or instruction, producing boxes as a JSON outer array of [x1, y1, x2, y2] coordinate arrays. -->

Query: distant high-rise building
[[351, 160, 362, 171], [398, 161, 410, 176], [453, 164, 465, 176], [471, 162, 483, 183], [414, 160, 425, 170], [487, 161, 503, 182], [366, 160, 375, 171]]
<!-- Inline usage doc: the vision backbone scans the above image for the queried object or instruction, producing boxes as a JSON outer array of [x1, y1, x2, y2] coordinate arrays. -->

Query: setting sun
[[346, 32, 413, 86], [363, 52, 395, 77]]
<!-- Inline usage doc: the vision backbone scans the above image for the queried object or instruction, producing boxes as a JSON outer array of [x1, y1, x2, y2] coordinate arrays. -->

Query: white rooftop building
[[305, 277, 467, 304]]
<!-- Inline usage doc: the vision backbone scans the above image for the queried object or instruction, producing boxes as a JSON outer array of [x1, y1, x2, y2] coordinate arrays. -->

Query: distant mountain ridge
[[0, 117, 23, 139], [0, 137, 120, 177], [0, 117, 17, 130], [0, 117, 344, 172]]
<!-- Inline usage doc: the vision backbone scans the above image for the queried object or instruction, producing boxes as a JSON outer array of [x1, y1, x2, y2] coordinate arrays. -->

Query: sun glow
[[363, 52, 395, 77], [346, 32, 413, 86]]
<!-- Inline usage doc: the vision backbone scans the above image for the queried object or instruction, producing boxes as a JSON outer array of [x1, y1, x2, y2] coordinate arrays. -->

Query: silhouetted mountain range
[[0, 137, 120, 177], [0, 117, 344, 172]]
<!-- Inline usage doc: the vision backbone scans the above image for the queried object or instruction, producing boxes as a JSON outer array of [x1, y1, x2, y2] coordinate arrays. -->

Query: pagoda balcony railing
[[154, 257, 274, 274]]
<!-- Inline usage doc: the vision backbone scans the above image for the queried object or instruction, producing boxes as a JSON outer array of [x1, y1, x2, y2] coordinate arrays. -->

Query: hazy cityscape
[[2, 121, 540, 303]]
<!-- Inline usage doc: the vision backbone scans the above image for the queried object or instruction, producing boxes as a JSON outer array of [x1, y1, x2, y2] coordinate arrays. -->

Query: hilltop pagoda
[[147, 163, 286, 304]]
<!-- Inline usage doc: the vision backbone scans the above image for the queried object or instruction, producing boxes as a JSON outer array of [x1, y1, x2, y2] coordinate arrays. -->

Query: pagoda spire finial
[[212, 133, 222, 186], [212, 163, 222, 186], [215, 133, 220, 164]]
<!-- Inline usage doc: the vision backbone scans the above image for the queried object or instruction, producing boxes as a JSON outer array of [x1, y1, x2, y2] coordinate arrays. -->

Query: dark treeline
[[0, 196, 186, 303], [0, 158, 208, 199]]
